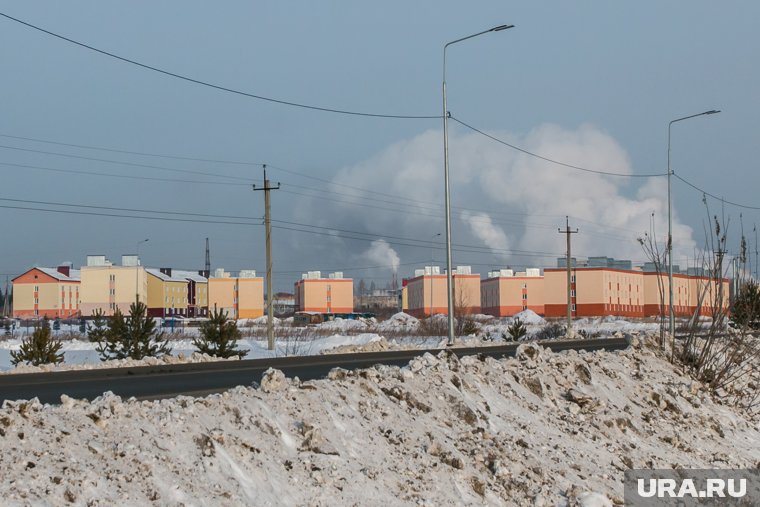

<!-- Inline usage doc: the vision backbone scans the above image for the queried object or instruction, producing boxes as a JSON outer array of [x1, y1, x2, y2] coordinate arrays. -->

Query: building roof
[[35, 267, 81, 282], [172, 270, 208, 283], [145, 268, 189, 283]]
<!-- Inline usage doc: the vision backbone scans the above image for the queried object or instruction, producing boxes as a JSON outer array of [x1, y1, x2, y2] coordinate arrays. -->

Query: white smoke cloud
[[292, 124, 697, 275], [460, 211, 511, 259], [363, 239, 400, 274]]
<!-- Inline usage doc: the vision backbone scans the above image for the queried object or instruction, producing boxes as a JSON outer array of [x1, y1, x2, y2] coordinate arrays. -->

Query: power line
[[674, 173, 760, 211], [0, 143, 254, 182], [0, 130, 645, 239], [0, 161, 248, 187], [0, 195, 563, 258], [0, 11, 439, 120], [450, 115, 668, 178]]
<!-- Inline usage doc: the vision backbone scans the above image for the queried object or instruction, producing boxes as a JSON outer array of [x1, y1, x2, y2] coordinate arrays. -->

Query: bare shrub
[[534, 322, 566, 341]]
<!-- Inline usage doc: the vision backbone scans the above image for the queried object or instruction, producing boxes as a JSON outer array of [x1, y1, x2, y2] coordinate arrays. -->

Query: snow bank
[[0, 337, 757, 505], [512, 309, 545, 325], [375, 312, 420, 333]]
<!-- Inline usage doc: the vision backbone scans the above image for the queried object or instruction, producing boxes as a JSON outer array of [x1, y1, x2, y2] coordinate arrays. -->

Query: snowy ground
[[0, 337, 757, 505], [0, 311, 662, 372]]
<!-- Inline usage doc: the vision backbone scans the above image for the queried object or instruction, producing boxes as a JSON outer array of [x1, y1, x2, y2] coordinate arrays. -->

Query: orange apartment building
[[207, 269, 264, 319], [294, 271, 353, 313], [12, 265, 81, 318], [642, 271, 729, 317], [481, 268, 544, 317], [545, 265, 729, 318], [405, 266, 480, 318]]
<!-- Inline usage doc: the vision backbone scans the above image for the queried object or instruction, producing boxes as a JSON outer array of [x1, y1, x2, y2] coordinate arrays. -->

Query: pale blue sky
[[0, 2, 758, 290]]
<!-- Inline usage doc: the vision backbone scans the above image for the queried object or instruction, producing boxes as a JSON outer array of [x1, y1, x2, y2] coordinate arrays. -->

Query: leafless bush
[[675, 205, 760, 416], [637, 212, 667, 348]]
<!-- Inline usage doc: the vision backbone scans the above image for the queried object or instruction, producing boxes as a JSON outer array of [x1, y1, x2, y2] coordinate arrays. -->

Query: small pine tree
[[11, 318, 64, 366], [193, 307, 246, 358], [97, 301, 171, 361], [87, 309, 108, 343], [53, 318, 61, 331], [506, 318, 527, 341]]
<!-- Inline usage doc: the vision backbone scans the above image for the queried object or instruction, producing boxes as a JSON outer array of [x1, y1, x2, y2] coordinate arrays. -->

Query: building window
[[571, 304, 576, 312], [521, 293, 528, 300], [570, 289, 576, 297], [571, 275, 576, 283]]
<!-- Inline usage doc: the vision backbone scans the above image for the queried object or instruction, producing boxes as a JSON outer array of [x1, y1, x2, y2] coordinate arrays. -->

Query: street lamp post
[[135, 238, 149, 303], [443, 24, 513, 346], [430, 232, 441, 318], [667, 110, 719, 338]]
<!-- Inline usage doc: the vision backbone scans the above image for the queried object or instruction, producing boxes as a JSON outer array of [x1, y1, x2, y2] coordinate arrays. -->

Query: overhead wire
[[0, 11, 439, 120], [449, 115, 668, 178], [0, 131, 647, 239], [674, 173, 760, 211], [0, 196, 564, 258], [0, 144, 254, 182]]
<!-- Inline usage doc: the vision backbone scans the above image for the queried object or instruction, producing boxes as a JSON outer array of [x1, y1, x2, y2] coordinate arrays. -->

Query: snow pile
[[246, 316, 282, 326], [0, 338, 757, 505], [512, 309, 546, 325], [317, 318, 374, 333], [375, 312, 420, 333]]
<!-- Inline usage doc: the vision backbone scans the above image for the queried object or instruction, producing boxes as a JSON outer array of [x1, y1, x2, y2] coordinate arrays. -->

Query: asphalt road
[[0, 337, 628, 405]]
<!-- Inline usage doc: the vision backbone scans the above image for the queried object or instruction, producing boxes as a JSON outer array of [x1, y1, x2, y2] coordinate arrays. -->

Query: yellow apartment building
[[481, 269, 544, 317], [146, 268, 189, 318], [405, 266, 480, 318], [207, 269, 264, 319], [12, 265, 81, 319], [294, 271, 353, 313], [79, 255, 148, 316], [173, 270, 209, 318]]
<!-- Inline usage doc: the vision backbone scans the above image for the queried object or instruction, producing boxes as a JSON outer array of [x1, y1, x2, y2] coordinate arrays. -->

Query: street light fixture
[[667, 110, 720, 338], [135, 238, 149, 303], [443, 24, 514, 346]]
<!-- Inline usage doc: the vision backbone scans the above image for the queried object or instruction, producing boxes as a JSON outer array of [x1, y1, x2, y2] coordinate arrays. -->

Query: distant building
[[294, 271, 353, 313], [173, 270, 209, 318], [481, 268, 544, 317], [12, 265, 81, 318], [207, 269, 264, 319], [79, 255, 147, 316], [544, 263, 728, 318], [146, 268, 190, 318], [405, 266, 480, 318], [272, 292, 295, 316]]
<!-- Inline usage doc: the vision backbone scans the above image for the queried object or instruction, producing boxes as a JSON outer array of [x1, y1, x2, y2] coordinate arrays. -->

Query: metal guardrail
[[0, 337, 629, 405]]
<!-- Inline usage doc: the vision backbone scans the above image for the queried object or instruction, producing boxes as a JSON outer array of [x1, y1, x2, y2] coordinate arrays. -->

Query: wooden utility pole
[[2, 276, 9, 318], [253, 165, 280, 351], [558, 217, 578, 335]]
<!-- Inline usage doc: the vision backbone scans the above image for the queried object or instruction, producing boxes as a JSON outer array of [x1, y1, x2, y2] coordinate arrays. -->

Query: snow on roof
[[172, 270, 208, 283], [145, 268, 189, 283], [36, 267, 81, 282]]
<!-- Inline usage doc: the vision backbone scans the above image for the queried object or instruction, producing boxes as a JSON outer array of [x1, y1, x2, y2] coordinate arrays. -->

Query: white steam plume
[[292, 124, 696, 274], [363, 239, 400, 273], [460, 211, 511, 259]]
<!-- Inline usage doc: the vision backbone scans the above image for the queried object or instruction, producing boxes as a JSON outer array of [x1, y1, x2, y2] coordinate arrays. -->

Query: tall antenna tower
[[205, 237, 211, 275]]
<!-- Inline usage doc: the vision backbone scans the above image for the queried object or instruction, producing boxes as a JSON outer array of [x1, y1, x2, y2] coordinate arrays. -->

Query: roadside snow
[[0, 337, 757, 505]]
